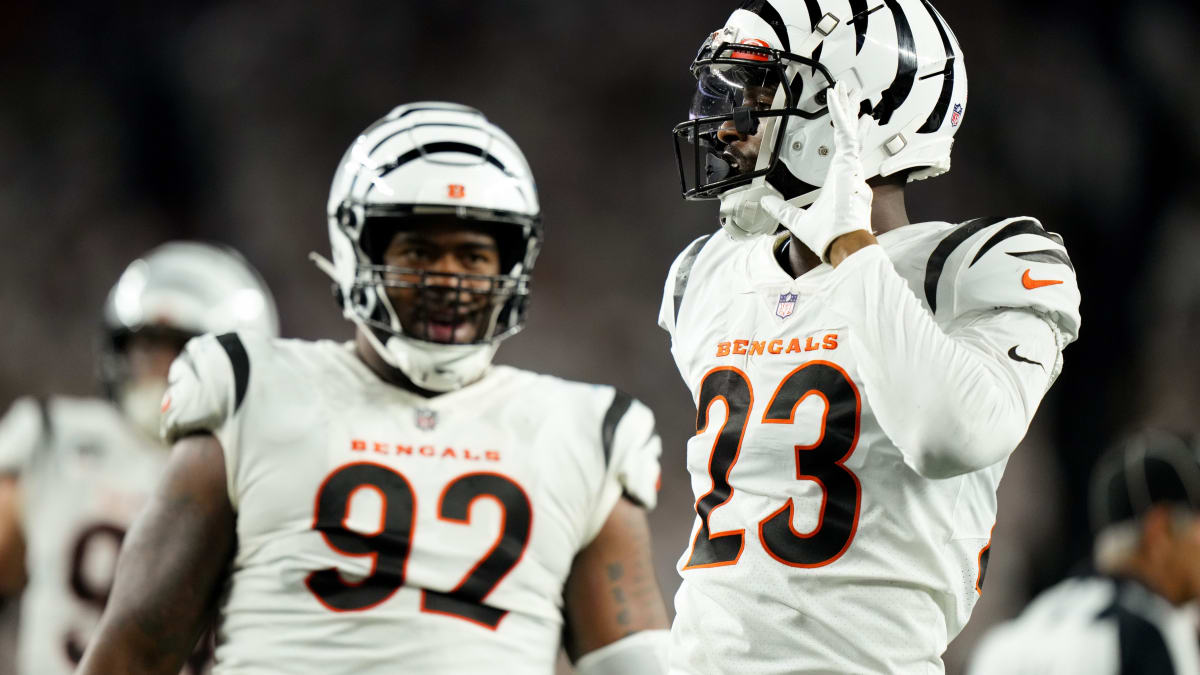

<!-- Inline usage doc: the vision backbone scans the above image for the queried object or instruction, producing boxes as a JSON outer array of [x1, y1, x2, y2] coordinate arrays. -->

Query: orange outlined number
[[759, 362, 862, 568], [448, 184, 466, 199], [684, 367, 753, 569], [684, 363, 863, 571], [421, 472, 532, 629], [306, 463, 416, 612], [307, 464, 532, 628]]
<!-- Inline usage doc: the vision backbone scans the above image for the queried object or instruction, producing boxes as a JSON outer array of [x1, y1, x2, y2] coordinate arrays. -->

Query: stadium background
[[1, 1, 1197, 672]]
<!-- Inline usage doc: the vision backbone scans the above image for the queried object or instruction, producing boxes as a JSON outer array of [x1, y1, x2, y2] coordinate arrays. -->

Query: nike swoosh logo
[[1022, 269, 1064, 290], [1008, 346, 1044, 369]]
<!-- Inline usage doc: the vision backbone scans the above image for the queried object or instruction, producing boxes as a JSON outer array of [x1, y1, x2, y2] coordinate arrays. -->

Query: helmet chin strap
[[357, 318, 497, 393]]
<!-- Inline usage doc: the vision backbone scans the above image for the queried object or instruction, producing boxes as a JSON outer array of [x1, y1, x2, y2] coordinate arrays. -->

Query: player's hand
[[761, 81, 874, 262]]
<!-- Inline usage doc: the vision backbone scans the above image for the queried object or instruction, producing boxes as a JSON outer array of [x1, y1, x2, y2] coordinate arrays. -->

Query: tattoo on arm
[[563, 497, 669, 661]]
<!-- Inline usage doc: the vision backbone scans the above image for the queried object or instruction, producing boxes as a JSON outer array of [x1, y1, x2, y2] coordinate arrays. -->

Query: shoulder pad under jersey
[[161, 332, 255, 443], [923, 216, 1081, 345]]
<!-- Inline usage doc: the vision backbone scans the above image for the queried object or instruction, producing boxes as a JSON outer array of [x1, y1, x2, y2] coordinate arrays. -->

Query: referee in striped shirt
[[969, 430, 1200, 675]]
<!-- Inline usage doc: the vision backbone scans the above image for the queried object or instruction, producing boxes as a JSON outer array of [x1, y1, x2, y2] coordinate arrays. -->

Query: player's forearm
[[76, 617, 192, 675], [80, 435, 234, 674], [820, 245, 1035, 478]]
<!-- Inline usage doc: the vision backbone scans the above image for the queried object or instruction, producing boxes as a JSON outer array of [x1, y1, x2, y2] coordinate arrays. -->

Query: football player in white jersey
[[0, 242, 279, 675], [662, 1, 1082, 673], [79, 102, 669, 675]]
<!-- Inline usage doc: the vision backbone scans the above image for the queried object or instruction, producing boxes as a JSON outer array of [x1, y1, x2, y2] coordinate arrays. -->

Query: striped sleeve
[[583, 389, 662, 544]]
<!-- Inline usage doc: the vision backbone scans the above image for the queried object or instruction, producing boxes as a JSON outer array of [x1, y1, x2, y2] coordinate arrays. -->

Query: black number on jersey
[[684, 367, 752, 568], [759, 362, 862, 567], [66, 523, 212, 672], [65, 523, 124, 664], [685, 361, 863, 570], [306, 463, 416, 612], [420, 472, 533, 629], [307, 463, 533, 629]]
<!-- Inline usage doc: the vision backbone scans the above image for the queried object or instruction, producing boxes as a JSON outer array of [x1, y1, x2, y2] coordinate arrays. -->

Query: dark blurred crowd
[[1, 1, 1197, 673]]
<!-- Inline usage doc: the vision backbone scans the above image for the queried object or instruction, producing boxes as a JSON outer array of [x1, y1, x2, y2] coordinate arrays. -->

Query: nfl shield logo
[[951, 103, 964, 127], [775, 293, 797, 319], [415, 408, 438, 431]]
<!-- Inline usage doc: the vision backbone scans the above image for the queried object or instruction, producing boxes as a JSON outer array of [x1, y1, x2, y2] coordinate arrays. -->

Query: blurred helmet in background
[[101, 241, 280, 434], [673, 0, 968, 236], [320, 101, 542, 393], [1090, 429, 1200, 572]]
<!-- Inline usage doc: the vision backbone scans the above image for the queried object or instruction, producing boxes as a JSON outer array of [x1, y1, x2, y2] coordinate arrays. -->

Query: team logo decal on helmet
[[673, 0, 967, 235], [314, 102, 542, 392]]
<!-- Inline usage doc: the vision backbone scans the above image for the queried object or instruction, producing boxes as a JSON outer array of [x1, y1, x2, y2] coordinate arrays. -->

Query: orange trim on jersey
[[1021, 269, 1063, 289], [758, 360, 863, 569], [975, 524, 995, 595], [419, 470, 532, 631], [305, 461, 416, 614], [682, 366, 752, 570]]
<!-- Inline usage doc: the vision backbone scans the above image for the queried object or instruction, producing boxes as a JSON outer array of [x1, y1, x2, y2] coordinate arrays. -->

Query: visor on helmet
[[673, 41, 835, 200]]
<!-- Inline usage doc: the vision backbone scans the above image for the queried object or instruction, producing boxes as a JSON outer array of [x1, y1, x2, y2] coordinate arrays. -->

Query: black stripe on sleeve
[[923, 217, 1004, 313], [601, 390, 635, 468], [216, 334, 250, 414], [968, 219, 1062, 268], [1005, 249, 1075, 271], [915, 0, 956, 133], [673, 235, 712, 325], [739, 0, 792, 51], [873, 0, 918, 125]]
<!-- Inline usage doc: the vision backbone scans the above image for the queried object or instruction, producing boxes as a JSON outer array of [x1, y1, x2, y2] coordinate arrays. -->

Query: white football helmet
[[318, 102, 541, 393], [101, 241, 280, 434], [672, 0, 967, 237]]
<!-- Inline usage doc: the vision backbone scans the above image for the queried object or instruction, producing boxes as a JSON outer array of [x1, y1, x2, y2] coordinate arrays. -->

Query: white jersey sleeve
[[0, 397, 48, 473], [161, 332, 253, 504], [817, 217, 1081, 478], [584, 390, 662, 542]]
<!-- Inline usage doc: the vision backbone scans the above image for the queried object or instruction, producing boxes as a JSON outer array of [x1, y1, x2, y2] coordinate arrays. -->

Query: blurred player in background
[[969, 430, 1200, 674], [661, 0, 1081, 672], [0, 242, 279, 674], [79, 102, 669, 674]]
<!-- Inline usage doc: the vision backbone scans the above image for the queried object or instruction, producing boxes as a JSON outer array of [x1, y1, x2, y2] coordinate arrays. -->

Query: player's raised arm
[[563, 495, 669, 675], [761, 85, 1080, 479], [76, 433, 234, 675]]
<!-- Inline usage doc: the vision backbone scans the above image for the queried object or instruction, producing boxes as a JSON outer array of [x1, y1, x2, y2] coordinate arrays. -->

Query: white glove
[[761, 81, 874, 262]]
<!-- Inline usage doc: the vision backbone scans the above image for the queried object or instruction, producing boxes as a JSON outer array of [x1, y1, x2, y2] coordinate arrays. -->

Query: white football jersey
[[161, 334, 661, 674], [0, 396, 208, 675], [969, 575, 1200, 675], [660, 218, 1082, 674]]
